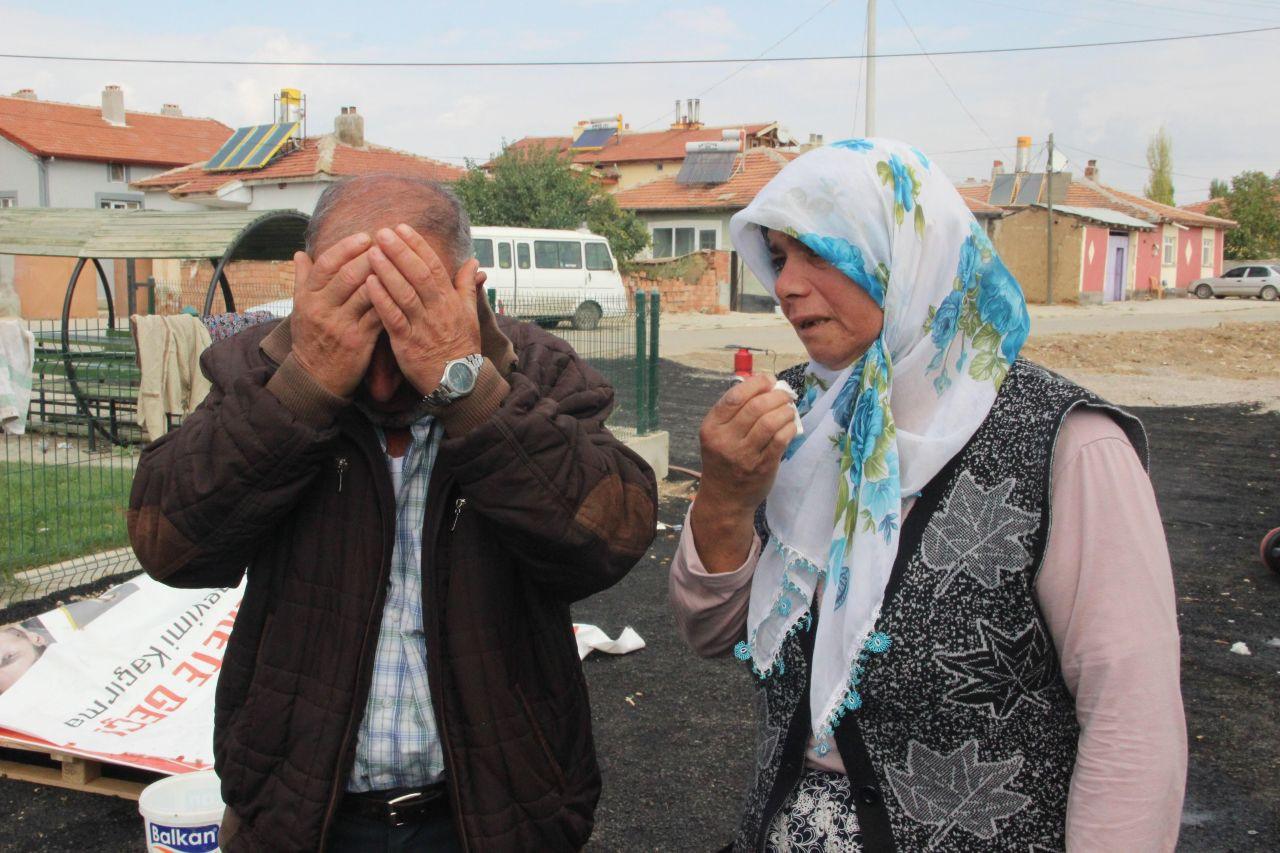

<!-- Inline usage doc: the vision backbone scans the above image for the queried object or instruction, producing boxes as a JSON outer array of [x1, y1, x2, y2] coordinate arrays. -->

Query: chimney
[[160, 103, 183, 117], [334, 106, 365, 147], [11, 88, 36, 100], [1014, 136, 1031, 172], [674, 99, 682, 126], [1084, 159, 1098, 181], [101, 85, 126, 126], [991, 159, 1005, 181]]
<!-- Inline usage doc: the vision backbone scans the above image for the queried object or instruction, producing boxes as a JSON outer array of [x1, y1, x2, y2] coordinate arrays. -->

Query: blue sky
[[3, 0, 1278, 203]]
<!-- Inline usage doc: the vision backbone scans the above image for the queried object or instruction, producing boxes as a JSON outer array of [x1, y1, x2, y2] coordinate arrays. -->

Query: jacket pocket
[[513, 682, 567, 791]]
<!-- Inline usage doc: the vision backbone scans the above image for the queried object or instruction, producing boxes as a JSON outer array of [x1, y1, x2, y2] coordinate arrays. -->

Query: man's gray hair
[[304, 174, 473, 267]]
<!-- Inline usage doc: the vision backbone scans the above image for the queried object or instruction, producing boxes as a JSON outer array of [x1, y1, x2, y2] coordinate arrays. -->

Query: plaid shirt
[[347, 417, 445, 792]]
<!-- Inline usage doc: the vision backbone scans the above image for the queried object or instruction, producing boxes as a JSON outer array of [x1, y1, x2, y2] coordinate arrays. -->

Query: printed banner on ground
[[0, 574, 243, 773]]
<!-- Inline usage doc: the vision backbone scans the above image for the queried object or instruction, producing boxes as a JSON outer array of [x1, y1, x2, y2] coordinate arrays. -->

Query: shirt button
[[857, 785, 882, 806]]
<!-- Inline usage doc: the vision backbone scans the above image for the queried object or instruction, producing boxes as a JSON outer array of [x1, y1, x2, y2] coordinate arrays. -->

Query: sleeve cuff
[[265, 352, 349, 429], [435, 358, 509, 436]]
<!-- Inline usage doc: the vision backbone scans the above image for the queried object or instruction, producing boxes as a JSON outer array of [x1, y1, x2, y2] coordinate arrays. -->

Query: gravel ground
[[0, 354, 1277, 851]]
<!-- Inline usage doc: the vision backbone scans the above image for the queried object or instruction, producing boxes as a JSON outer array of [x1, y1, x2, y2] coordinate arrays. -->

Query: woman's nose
[[774, 262, 808, 300]]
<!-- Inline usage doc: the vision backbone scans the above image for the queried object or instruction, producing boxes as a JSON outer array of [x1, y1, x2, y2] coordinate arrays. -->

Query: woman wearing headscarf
[[670, 139, 1184, 851]]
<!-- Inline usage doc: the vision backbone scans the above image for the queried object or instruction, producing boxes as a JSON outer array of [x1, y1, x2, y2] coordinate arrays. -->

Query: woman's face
[[767, 230, 885, 370], [0, 626, 45, 692]]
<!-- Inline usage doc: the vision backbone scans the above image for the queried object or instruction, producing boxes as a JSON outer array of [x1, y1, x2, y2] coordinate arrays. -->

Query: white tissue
[[775, 379, 803, 436]]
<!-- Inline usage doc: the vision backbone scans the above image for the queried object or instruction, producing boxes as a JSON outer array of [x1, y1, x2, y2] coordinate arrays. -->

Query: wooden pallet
[[0, 735, 160, 799]]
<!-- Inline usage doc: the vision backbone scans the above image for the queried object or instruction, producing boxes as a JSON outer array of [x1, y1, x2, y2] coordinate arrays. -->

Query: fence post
[[647, 289, 659, 431], [487, 287, 496, 311], [635, 290, 648, 435], [145, 276, 156, 315]]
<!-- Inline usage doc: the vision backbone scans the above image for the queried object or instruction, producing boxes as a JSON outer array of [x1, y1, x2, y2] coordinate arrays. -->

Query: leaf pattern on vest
[[884, 740, 1030, 848], [934, 619, 1059, 719], [920, 472, 1036, 595]]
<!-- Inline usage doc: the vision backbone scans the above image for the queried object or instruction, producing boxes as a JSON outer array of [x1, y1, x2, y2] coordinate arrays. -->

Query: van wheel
[[573, 302, 602, 331]]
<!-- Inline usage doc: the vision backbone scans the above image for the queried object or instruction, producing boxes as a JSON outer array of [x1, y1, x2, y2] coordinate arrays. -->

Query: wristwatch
[[422, 354, 483, 407]]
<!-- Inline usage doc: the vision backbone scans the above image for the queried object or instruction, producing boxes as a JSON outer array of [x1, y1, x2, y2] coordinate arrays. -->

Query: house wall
[[633, 209, 771, 308], [0, 137, 41, 205], [607, 161, 683, 192], [13, 257, 100, 319], [1080, 226, 1109, 295], [247, 183, 327, 213], [991, 207, 1084, 303], [1159, 223, 1178, 288], [1135, 229, 1162, 293], [623, 250, 728, 313]]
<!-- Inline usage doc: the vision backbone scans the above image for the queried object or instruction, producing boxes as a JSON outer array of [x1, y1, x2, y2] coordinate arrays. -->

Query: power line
[[635, 0, 839, 131], [1056, 142, 1219, 182], [890, 0, 1008, 160], [0, 26, 1277, 68]]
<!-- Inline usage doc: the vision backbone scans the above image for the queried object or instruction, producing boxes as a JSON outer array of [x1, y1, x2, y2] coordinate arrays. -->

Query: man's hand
[[290, 233, 383, 397], [691, 374, 799, 572], [365, 224, 483, 395]]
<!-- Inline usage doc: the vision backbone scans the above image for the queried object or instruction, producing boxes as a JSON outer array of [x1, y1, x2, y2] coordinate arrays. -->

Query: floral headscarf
[[728, 138, 1030, 752]]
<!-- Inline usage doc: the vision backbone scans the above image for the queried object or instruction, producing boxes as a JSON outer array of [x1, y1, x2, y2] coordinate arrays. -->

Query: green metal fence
[[2, 285, 660, 606]]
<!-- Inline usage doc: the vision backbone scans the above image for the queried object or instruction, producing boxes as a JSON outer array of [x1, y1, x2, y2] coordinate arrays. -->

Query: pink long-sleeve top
[[670, 408, 1186, 852]]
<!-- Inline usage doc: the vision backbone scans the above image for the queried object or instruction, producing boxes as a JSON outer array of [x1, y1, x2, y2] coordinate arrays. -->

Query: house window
[[99, 198, 140, 210], [651, 226, 698, 258], [699, 229, 717, 251], [1162, 235, 1175, 265], [107, 163, 127, 183], [0, 192, 15, 208], [1201, 235, 1214, 266]]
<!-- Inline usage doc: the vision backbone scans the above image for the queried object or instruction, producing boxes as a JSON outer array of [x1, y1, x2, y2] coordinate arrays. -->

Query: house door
[[1104, 233, 1128, 302]]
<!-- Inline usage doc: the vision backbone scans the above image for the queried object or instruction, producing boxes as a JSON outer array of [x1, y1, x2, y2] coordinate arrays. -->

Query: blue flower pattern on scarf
[[831, 138, 874, 152], [798, 233, 885, 307], [888, 154, 916, 214]]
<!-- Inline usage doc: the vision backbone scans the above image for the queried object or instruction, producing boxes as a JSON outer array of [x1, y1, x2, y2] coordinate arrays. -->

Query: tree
[[1209, 178, 1229, 199], [454, 145, 650, 263], [1211, 170, 1280, 260], [1144, 126, 1175, 206]]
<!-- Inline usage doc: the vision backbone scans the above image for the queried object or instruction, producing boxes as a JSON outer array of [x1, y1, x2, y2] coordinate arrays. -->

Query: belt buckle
[[386, 791, 422, 827]]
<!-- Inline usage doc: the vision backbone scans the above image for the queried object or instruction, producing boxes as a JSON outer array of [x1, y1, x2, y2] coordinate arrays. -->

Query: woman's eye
[[769, 254, 786, 273]]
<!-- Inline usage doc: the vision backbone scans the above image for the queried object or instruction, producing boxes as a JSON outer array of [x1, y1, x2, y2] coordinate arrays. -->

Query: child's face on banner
[[0, 626, 46, 692]]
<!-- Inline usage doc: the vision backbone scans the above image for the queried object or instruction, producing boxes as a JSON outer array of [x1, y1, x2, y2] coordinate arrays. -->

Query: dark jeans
[[326, 810, 462, 853]]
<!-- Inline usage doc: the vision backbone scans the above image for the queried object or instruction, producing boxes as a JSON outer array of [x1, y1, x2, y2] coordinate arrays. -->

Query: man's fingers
[[453, 258, 481, 304], [365, 276, 411, 336], [392, 223, 452, 295], [368, 245, 423, 316], [307, 232, 373, 291], [292, 251, 313, 292]]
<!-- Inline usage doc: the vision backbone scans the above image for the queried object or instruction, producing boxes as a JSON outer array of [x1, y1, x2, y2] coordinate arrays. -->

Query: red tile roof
[[0, 94, 231, 166], [955, 184, 1003, 216], [1180, 197, 1226, 217], [508, 123, 777, 166], [962, 175, 1235, 229], [612, 148, 799, 211], [134, 136, 465, 198]]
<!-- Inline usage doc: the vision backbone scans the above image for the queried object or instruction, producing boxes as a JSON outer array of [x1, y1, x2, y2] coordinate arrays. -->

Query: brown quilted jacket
[[127, 314, 657, 852]]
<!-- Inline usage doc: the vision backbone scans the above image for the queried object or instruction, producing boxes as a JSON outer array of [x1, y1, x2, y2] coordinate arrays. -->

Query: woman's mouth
[[794, 317, 828, 331]]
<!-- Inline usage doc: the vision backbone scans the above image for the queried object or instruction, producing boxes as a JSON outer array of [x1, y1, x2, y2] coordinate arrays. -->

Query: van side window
[[498, 242, 512, 269], [473, 238, 494, 268], [585, 242, 613, 271], [517, 243, 531, 269], [535, 240, 582, 269]]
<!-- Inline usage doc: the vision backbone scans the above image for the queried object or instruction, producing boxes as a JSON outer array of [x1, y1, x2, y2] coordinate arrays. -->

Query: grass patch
[[1, 460, 133, 577]]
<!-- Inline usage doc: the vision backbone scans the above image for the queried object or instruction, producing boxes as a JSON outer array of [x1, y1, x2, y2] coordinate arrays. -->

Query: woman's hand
[[691, 374, 799, 573]]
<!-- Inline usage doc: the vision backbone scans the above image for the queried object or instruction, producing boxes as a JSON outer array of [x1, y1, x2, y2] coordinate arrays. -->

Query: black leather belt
[[340, 783, 450, 826]]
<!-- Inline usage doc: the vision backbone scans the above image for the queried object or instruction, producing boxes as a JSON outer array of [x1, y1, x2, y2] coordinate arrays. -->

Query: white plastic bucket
[[138, 769, 224, 853]]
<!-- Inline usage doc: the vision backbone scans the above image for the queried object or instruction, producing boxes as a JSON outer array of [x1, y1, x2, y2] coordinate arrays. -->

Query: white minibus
[[471, 227, 627, 330]]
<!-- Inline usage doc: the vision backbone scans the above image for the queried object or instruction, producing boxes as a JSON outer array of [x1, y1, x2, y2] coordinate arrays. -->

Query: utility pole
[[866, 0, 876, 137], [1046, 132, 1055, 306]]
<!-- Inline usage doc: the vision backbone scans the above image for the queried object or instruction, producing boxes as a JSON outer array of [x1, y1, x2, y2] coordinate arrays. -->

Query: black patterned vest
[[734, 359, 1148, 852]]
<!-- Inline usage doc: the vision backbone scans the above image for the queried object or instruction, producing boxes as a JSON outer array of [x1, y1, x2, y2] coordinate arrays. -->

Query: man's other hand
[[365, 224, 483, 395], [290, 233, 383, 397]]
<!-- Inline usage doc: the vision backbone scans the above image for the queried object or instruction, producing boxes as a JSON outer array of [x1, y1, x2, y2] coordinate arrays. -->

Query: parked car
[[1190, 265, 1280, 300]]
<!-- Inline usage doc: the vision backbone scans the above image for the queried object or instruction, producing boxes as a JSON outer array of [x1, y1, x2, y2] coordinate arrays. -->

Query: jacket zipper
[[318, 432, 395, 850], [424, 473, 471, 853]]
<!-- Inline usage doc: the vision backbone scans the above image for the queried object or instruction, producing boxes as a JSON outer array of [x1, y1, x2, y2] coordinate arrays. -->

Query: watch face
[[447, 360, 477, 394]]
